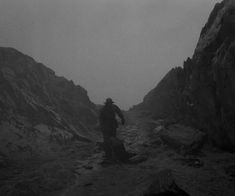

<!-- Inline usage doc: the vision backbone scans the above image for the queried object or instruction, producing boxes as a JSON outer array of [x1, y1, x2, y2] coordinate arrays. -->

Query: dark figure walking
[[99, 98, 126, 161]]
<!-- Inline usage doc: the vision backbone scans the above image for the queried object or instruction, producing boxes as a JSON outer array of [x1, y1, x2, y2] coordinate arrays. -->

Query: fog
[[0, 0, 219, 109]]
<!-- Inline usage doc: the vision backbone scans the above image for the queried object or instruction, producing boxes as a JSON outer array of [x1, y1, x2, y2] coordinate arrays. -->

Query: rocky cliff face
[[134, 0, 235, 151], [0, 48, 98, 159]]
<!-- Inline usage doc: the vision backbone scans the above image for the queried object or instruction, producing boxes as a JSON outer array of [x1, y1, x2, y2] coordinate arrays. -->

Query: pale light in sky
[[0, 0, 219, 109]]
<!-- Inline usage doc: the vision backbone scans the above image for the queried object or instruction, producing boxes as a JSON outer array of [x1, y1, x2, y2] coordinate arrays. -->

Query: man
[[99, 98, 125, 160]]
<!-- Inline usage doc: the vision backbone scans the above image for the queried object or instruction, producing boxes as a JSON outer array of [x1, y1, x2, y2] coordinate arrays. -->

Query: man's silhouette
[[99, 98, 125, 160]]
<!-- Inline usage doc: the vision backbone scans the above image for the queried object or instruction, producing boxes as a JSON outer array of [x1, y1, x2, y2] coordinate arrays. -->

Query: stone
[[159, 124, 206, 154], [128, 154, 148, 164], [144, 169, 190, 196], [83, 165, 93, 170]]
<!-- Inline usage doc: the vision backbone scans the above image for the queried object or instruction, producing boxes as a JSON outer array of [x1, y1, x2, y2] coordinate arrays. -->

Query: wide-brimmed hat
[[105, 98, 114, 104]]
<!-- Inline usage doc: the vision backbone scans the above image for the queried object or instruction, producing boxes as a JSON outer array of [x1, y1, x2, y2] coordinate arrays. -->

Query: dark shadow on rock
[[144, 169, 190, 196]]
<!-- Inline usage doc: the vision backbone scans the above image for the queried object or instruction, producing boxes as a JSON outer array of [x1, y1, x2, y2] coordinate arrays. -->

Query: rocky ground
[[0, 141, 98, 196], [1, 113, 235, 196], [56, 113, 235, 196]]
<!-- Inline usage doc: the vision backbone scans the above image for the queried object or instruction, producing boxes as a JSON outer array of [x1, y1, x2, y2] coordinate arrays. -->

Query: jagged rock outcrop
[[0, 47, 98, 159], [134, 67, 186, 120], [134, 0, 235, 151]]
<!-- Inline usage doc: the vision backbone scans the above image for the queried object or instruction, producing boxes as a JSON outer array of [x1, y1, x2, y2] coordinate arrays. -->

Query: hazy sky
[[0, 0, 219, 109]]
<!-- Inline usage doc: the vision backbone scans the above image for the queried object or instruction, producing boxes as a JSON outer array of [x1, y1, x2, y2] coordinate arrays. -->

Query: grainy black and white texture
[[0, 0, 235, 196]]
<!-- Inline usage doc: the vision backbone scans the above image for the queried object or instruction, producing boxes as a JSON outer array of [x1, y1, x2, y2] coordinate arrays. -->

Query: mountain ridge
[[0, 47, 98, 159], [133, 0, 235, 151]]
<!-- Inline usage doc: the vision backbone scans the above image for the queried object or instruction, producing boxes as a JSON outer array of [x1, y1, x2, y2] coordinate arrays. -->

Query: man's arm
[[113, 105, 125, 125]]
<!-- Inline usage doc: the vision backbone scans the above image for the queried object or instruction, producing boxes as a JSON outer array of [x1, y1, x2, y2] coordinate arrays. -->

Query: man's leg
[[101, 124, 118, 161], [103, 135, 112, 159]]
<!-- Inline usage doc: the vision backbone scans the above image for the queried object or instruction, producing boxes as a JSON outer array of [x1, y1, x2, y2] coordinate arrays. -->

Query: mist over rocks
[[133, 0, 235, 151], [0, 47, 98, 160]]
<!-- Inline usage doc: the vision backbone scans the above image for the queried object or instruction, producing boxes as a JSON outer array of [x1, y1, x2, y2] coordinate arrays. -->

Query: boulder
[[159, 124, 206, 154], [128, 154, 148, 164], [144, 169, 190, 196]]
